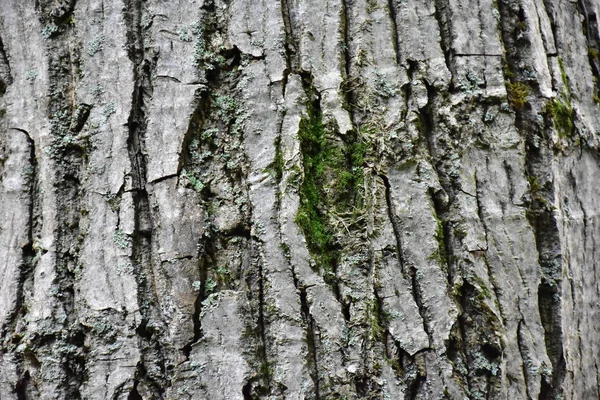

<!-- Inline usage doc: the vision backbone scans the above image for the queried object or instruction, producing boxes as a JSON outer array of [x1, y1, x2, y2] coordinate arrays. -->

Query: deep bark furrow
[[0, 37, 13, 93], [432, 0, 453, 78], [380, 174, 406, 275], [386, 0, 402, 66], [299, 286, 321, 400], [36, 3, 86, 395]]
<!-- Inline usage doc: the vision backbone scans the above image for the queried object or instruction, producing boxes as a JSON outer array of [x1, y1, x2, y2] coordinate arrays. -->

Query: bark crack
[[123, 1, 167, 395], [379, 173, 406, 276], [386, 0, 402, 66]]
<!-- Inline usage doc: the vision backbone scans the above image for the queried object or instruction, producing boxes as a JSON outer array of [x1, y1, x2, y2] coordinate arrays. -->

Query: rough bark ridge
[[0, 0, 599, 399]]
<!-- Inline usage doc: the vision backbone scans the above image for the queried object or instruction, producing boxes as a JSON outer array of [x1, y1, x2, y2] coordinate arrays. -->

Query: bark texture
[[1, 0, 600, 399]]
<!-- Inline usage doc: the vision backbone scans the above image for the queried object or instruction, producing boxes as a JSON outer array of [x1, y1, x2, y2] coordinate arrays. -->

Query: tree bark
[[0, 0, 599, 398]]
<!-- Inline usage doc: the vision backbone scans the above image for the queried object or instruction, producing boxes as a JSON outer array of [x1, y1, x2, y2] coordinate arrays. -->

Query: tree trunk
[[1, 0, 599, 398]]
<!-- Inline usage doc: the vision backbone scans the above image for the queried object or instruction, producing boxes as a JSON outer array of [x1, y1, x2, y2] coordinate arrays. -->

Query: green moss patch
[[547, 58, 575, 139], [506, 82, 529, 110], [295, 96, 366, 279]]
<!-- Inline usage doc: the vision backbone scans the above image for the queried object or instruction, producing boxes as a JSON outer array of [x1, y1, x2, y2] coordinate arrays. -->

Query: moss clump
[[367, 297, 387, 341], [347, 141, 367, 202], [547, 58, 575, 138], [547, 98, 574, 138], [266, 136, 284, 181], [295, 97, 366, 278], [428, 215, 448, 268], [295, 106, 338, 275], [506, 81, 529, 109]]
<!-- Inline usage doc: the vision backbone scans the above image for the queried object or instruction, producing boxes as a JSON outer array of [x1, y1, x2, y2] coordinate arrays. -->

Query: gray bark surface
[[0, 0, 599, 398]]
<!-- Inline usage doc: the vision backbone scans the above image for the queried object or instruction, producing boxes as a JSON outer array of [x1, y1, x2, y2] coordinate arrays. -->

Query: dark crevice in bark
[[184, 25, 267, 400], [131, 360, 165, 400], [287, 261, 319, 397], [183, 249, 209, 358], [0, 37, 13, 95], [458, 280, 502, 399], [299, 285, 321, 400], [386, 0, 402, 66], [577, 0, 600, 99], [407, 376, 426, 400], [186, 235, 254, 369], [278, 0, 296, 96], [280, 0, 300, 75], [431, 187, 453, 284], [538, 283, 566, 399], [181, 255, 207, 352], [369, 278, 391, 357], [127, 380, 143, 400], [379, 174, 432, 344], [539, 0, 559, 57], [147, 173, 179, 185], [271, 95, 286, 212], [241, 383, 252, 400], [496, 0, 537, 101], [379, 173, 406, 276], [175, 4, 262, 390], [405, 354, 427, 400], [340, 0, 356, 127], [46, 0, 76, 22], [391, 349, 426, 398], [447, 319, 469, 393], [453, 53, 503, 57], [176, 44, 245, 168], [36, 2, 86, 396], [517, 319, 532, 400], [123, 2, 167, 396], [15, 370, 31, 400], [523, 140, 565, 398], [433, 0, 453, 83], [409, 267, 431, 342], [254, 244, 273, 393], [420, 80, 453, 285], [69, 104, 91, 133], [474, 174, 490, 250], [497, 0, 566, 392]]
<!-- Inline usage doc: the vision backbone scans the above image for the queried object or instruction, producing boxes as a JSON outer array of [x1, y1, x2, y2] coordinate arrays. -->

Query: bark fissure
[[280, 0, 300, 74], [577, 0, 600, 98], [0, 37, 13, 94], [474, 174, 490, 250], [34, 3, 87, 395], [123, 2, 168, 395], [433, 0, 453, 81], [299, 285, 321, 400], [516, 318, 532, 400], [379, 173, 406, 275], [255, 244, 272, 391], [386, 0, 402, 66]]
